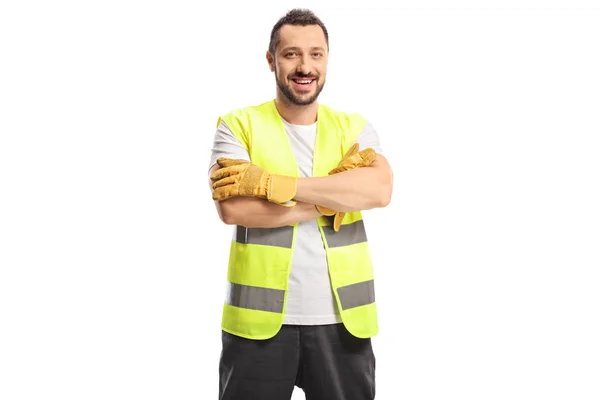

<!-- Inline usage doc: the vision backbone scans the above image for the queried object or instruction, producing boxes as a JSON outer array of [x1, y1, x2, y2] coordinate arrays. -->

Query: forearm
[[294, 162, 393, 212], [214, 197, 320, 228]]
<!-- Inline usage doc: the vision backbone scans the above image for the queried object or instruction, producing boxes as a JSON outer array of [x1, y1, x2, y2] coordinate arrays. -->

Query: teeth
[[295, 79, 313, 84]]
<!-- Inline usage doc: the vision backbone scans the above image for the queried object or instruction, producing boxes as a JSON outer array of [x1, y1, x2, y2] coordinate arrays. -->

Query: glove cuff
[[268, 174, 298, 205]]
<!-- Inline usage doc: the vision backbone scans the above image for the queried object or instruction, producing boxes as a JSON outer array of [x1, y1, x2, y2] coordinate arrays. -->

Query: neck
[[274, 94, 319, 125]]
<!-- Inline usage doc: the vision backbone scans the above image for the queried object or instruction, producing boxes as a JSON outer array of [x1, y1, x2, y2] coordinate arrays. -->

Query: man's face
[[268, 24, 328, 106]]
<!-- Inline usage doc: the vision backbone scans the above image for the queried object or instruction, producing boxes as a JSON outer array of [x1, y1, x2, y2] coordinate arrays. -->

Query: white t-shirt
[[209, 117, 384, 325]]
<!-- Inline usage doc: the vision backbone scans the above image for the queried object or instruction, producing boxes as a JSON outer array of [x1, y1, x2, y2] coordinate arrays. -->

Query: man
[[208, 8, 393, 400]]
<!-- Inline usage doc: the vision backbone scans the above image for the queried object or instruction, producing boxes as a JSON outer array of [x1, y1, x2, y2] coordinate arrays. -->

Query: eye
[[312, 52, 323, 58], [285, 52, 298, 58]]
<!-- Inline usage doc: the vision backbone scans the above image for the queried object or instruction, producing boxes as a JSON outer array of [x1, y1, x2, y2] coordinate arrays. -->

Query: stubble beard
[[275, 66, 324, 106]]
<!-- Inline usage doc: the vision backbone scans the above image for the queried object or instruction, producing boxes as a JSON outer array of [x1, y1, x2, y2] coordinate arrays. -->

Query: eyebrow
[[281, 46, 326, 53]]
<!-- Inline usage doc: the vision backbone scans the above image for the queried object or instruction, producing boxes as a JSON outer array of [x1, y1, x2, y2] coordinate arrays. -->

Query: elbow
[[215, 200, 240, 225], [220, 212, 237, 225], [215, 197, 262, 227], [380, 191, 392, 207], [376, 172, 393, 208], [361, 186, 391, 210], [376, 186, 392, 208]]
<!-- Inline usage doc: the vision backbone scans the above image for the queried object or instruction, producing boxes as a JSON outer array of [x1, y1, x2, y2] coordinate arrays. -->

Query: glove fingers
[[333, 148, 376, 171], [328, 165, 349, 175], [358, 148, 377, 166], [212, 175, 240, 189], [210, 164, 248, 181], [212, 185, 239, 201], [326, 144, 363, 176], [341, 143, 359, 161], [328, 153, 363, 174], [333, 212, 346, 232], [316, 205, 336, 216], [216, 158, 249, 168]]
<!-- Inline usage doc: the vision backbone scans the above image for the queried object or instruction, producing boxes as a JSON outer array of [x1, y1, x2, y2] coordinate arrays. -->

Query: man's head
[[266, 9, 329, 106]]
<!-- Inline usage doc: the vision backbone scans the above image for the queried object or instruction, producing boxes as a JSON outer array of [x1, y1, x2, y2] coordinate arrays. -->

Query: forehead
[[277, 24, 327, 51]]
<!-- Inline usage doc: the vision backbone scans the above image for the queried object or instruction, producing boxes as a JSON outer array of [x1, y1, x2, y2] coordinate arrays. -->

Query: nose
[[296, 54, 312, 75]]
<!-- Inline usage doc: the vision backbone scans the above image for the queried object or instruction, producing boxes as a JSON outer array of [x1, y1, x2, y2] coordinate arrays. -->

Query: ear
[[266, 51, 275, 72]]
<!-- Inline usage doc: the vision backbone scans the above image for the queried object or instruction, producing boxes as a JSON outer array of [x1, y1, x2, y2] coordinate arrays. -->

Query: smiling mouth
[[291, 77, 316, 86]]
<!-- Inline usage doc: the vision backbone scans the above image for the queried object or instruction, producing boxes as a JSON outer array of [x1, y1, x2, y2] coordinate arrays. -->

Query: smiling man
[[208, 8, 393, 400], [271, 26, 326, 107]]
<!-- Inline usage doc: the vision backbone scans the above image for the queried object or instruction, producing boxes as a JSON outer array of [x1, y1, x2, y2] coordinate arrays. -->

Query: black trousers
[[218, 323, 376, 400]]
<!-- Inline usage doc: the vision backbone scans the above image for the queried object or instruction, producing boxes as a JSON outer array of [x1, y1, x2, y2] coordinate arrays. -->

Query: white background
[[1, 0, 599, 399]]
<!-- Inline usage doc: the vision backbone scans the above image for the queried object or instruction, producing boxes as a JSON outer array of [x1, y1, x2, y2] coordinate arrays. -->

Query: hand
[[328, 143, 376, 175], [316, 144, 377, 231], [210, 158, 298, 206]]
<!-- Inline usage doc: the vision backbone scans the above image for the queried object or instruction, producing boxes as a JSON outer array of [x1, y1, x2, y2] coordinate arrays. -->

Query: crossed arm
[[209, 154, 393, 228]]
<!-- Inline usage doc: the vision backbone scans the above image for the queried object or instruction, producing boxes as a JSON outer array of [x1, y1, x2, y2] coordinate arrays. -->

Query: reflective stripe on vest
[[337, 279, 375, 310], [235, 220, 366, 249], [226, 282, 285, 313], [234, 225, 294, 248], [322, 220, 367, 248]]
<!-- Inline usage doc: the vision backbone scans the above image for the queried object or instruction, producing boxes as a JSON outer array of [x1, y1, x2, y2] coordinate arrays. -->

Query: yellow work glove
[[210, 158, 298, 206], [316, 144, 377, 231]]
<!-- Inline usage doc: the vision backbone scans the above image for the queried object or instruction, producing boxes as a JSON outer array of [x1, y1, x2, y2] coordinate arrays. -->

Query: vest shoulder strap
[[217, 101, 368, 153]]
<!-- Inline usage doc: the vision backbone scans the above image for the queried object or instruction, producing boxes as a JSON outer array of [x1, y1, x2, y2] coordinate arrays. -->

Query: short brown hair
[[268, 8, 329, 55]]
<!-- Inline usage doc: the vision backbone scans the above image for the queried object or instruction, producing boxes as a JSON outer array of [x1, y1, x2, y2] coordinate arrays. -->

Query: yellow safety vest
[[216, 99, 378, 340]]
